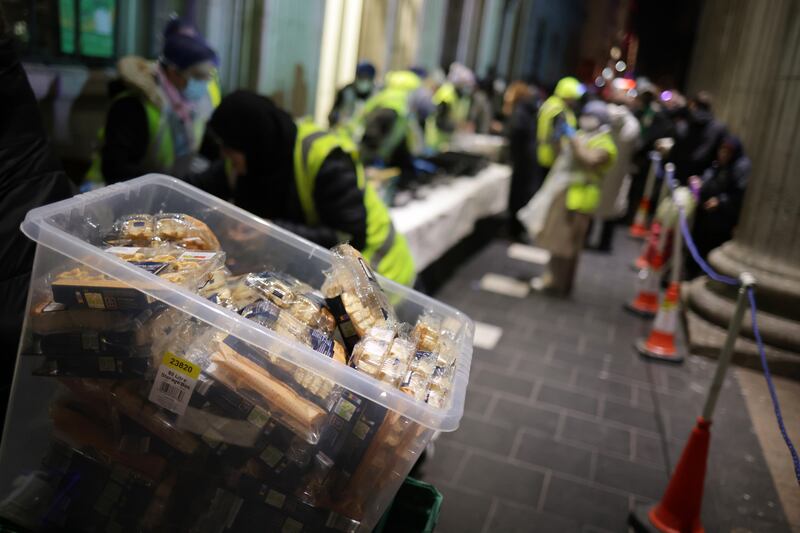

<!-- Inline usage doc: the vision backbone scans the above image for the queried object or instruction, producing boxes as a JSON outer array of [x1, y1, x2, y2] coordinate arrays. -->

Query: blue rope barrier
[[748, 288, 800, 485], [663, 167, 800, 484]]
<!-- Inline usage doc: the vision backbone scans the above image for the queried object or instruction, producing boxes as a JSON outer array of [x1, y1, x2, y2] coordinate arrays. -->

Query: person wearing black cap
[[328, 61, 376, 127], [83, 18, 221, 186]]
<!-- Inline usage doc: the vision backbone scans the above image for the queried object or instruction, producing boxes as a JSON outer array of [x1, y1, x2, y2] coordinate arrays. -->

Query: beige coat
[[594, 104, 640, 219]]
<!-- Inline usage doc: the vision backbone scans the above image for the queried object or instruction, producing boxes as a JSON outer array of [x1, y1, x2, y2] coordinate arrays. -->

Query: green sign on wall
[[59, 0, 115, 58]]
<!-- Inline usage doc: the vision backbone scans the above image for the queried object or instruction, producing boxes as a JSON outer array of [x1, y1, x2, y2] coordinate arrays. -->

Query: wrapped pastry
[[399, 370, 428, 401], [244, 272, 294, 308], [211, 343, 327, 443], [425, 387, 447, 409], [231, 300, 342, 406], [228, 275, 262, 310], [378, 336, 415, 386], [323, 245, 396, 350], [104, 213, 220, 250], [349, 326, 395, 377], [154, 213, 221, 250], [245, 272, 336, 334], [198, 267, 230, 300], [115, 214, 155, 245], [413, 312, 442, 353], [288, 293, 336, 334], [410, 350, 437, 377], [436, 332, 459, 368]]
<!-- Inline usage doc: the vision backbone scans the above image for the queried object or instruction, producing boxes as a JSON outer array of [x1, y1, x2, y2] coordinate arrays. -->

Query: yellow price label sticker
[[161, 352, 201, 379]]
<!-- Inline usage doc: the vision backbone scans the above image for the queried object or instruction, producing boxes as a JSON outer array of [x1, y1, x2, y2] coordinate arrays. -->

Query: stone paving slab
[[419, 230, 790, 532]]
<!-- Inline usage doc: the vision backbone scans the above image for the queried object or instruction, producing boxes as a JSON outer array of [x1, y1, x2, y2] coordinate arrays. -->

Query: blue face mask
[[355, 79, 373, 94], [183, 77, 209, 101]]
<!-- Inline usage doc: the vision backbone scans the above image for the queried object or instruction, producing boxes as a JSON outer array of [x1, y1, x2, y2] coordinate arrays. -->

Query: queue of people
[[510, 75, 749, 296], [52, 16, 751, 297]]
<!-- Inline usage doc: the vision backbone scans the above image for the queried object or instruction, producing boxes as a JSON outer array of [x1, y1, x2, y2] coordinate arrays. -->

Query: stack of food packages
[[10, 213, 463, 532]]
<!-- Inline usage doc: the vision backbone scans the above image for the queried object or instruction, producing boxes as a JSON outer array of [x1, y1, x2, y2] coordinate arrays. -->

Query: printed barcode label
[[158, 381, 185, 402], [149, 352, 199, 415]]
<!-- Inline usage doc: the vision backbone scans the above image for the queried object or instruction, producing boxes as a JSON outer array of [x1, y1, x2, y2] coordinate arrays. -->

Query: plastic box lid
[[20, 175, 473, 431]]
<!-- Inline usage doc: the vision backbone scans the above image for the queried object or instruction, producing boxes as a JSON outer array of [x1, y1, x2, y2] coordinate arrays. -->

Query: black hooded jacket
[[199, 91, 368, 250], [0, 34, 74, 411], [668, 107, 727, 183]]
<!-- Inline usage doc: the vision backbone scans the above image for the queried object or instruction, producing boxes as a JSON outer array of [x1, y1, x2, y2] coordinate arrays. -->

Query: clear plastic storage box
[[0, 175, 473, 532]]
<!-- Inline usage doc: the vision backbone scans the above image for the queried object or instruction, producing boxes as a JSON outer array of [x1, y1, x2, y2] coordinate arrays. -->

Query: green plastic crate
[[373, 477, 443, 533]]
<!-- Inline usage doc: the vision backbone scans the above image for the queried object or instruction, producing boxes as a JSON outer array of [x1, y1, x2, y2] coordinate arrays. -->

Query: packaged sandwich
[[61, 379, 200, 456], [33, 307, 155, 357], [29, 301, 133, 335], [33, 440, 159, 532], [33, 356, 152, 379], [51, 248, 225, 310]]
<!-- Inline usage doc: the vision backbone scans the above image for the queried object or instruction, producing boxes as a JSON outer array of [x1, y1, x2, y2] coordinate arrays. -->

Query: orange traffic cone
[[629, 197, 650, 239], [632, 222, 662, 271], [636, 281, 682, 362], [629, 417, 710, 532], [629, 152, 662, 239], [624, 253, 663, 318]]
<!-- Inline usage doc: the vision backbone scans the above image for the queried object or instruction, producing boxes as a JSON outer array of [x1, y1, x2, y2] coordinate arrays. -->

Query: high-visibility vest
[[424, 82, 469, 150], [85, 77, 221, 184], [357, 83, 419, 161], [566, 129, 618, 213], [294, 120, 416, 286], [537, 95, 576, 168]]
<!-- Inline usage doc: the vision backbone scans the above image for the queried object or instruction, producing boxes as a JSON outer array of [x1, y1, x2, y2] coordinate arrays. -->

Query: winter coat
[[668, 108, 727, 183], [0, 35, 74, 395], [595, 104, 640, 219]]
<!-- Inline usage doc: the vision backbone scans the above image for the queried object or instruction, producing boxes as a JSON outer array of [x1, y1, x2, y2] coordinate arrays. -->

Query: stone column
[[683, 0, 800, 377]]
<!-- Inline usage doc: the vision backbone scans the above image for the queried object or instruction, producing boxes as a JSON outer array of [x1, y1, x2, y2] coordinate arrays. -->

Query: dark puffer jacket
[[0, 33, 74, 420]]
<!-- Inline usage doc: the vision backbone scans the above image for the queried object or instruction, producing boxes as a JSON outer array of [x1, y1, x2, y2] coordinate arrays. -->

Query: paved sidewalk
[[419, 230, 792, 532]]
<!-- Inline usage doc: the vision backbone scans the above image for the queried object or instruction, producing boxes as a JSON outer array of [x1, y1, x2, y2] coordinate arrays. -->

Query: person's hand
[[704, 197, 720, 211]]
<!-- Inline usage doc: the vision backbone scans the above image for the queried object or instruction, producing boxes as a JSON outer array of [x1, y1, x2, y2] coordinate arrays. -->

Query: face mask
[[355, 79, 373, 94], [579, 115, 600, 132], [183, 77, 209, 102]]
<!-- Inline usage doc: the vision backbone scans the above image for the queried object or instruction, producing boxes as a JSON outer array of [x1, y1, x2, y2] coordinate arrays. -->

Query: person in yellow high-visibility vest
[[536, 76, 585, 175], [424, 62, 475, 151], [357, 69, 424, 174], [83, 18, 221, 188], [203, 91, 416, 287], [532, 100, 617, 295]]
